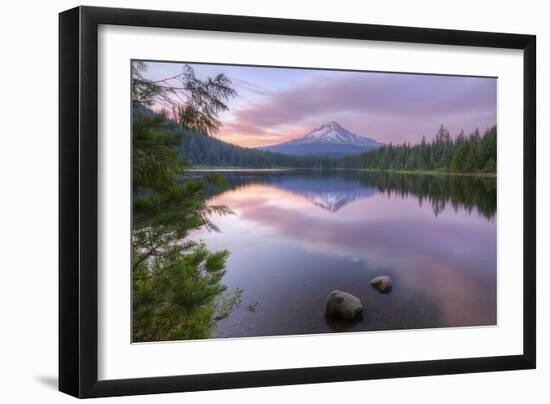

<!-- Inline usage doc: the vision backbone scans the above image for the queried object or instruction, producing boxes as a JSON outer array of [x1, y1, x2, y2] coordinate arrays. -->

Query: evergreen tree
[[131, 62, 241, 342], [351, 126, 496, 174]]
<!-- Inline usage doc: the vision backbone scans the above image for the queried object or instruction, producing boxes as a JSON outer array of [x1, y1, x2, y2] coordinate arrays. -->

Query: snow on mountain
[[288, 121, 381, 147], [259, 122, 384, 157]]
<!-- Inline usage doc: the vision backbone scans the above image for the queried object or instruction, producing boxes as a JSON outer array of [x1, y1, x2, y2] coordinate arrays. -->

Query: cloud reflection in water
[[190, 171, 496, 338]]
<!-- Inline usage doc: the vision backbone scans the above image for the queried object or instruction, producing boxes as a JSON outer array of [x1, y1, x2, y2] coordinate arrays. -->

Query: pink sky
[[138, 61, 497, 148]]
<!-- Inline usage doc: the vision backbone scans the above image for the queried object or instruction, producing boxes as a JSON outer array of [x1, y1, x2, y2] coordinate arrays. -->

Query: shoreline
[[188, 167, 293, 172], [357, 168, 496, 178], [189, 166, 496, 177]]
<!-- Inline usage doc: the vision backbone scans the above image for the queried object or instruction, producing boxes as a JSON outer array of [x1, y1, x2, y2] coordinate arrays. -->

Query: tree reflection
[[199, 170, 496, 220], [356, 171, 496, 220]]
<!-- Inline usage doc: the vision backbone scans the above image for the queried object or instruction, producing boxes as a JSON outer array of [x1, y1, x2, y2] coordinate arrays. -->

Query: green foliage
[[133, 243, 230, 342], [131, 61, 164, 107], [180, 124, 497, 174], [181, 129, 334, 168], [246, 301, 260, 313], [133, 112, 187, 193], [132, 62, 236, 135], [174, 66, 237, 135], [131, 62, 240, 342], [214, 288, 244, 321], [483, 159, 496, 173], [339, 125, 497, 173]]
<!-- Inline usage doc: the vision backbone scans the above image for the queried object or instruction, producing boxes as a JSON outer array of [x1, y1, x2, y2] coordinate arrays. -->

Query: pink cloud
[[218, 73, 496, 146]]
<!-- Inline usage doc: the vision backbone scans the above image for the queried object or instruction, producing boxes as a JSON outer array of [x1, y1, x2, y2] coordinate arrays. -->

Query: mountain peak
[[312, 121, 344, 133], [259, 122, 384, 157], [294, 122, 381, 147], [322, 121, 342, 128]]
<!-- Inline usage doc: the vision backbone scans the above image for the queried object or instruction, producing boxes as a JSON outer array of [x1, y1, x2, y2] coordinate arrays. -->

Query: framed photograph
[[59, 6, 536, 398]]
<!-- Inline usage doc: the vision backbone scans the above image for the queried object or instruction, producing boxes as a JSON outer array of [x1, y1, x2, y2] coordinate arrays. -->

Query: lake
[[189, 169, 497, 338]]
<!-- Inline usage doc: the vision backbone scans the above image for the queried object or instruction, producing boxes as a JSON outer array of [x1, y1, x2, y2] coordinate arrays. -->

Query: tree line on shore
[[338, 125, 496, 173], [181, 124, 497, 174]]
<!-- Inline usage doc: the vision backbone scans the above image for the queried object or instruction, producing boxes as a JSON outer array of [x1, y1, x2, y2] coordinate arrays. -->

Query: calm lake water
[[189, 170, 497, 338]]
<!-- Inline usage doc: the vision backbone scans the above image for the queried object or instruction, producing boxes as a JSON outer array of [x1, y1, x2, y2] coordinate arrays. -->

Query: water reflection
[[189, 170, 496, 338], [203, 170, 496, 218]]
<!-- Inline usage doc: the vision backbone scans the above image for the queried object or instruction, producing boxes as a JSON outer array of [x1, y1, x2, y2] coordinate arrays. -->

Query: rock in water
[[325, 290, 363, 320], [369, 276, 392, 293]]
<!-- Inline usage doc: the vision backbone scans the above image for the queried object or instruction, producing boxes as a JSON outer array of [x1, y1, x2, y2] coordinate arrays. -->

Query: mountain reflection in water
[[188, 170, 497, 338]]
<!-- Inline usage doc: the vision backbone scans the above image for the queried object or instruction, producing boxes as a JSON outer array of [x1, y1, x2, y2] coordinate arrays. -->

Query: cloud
[[221, 72, 496, 145]]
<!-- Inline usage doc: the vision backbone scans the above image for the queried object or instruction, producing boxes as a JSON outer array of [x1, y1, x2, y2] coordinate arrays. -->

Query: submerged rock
[[325, 290, 363, 320], [369, 276, 393, 293], [325, 311, 363, 331]]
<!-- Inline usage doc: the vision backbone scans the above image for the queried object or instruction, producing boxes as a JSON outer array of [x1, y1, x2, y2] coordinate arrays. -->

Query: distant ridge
[[258, 122, 384, 157]]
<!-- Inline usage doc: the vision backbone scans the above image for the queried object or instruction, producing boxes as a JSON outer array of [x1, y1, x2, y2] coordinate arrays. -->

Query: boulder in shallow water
[[325, 290, 363, 320], [369, 276, 392, 293]]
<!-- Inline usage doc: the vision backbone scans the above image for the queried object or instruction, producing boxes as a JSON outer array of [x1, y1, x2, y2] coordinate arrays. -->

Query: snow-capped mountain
[[259, 121, 384, 157], [289, 121, 381, 147]]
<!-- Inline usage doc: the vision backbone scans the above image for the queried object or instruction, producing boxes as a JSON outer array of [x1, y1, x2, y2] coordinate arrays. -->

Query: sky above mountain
[[138, 61, 497, 148]]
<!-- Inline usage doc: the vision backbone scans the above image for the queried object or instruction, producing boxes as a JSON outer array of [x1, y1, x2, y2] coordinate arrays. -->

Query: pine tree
[[131, 62, 240, 342]]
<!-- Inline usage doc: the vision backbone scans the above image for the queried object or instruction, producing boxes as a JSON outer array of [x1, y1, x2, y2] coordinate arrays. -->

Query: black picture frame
[[59, 6, 536, 398]]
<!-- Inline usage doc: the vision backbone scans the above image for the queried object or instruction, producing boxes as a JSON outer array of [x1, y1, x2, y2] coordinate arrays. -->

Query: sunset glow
[[138, 61, 497, 148]]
